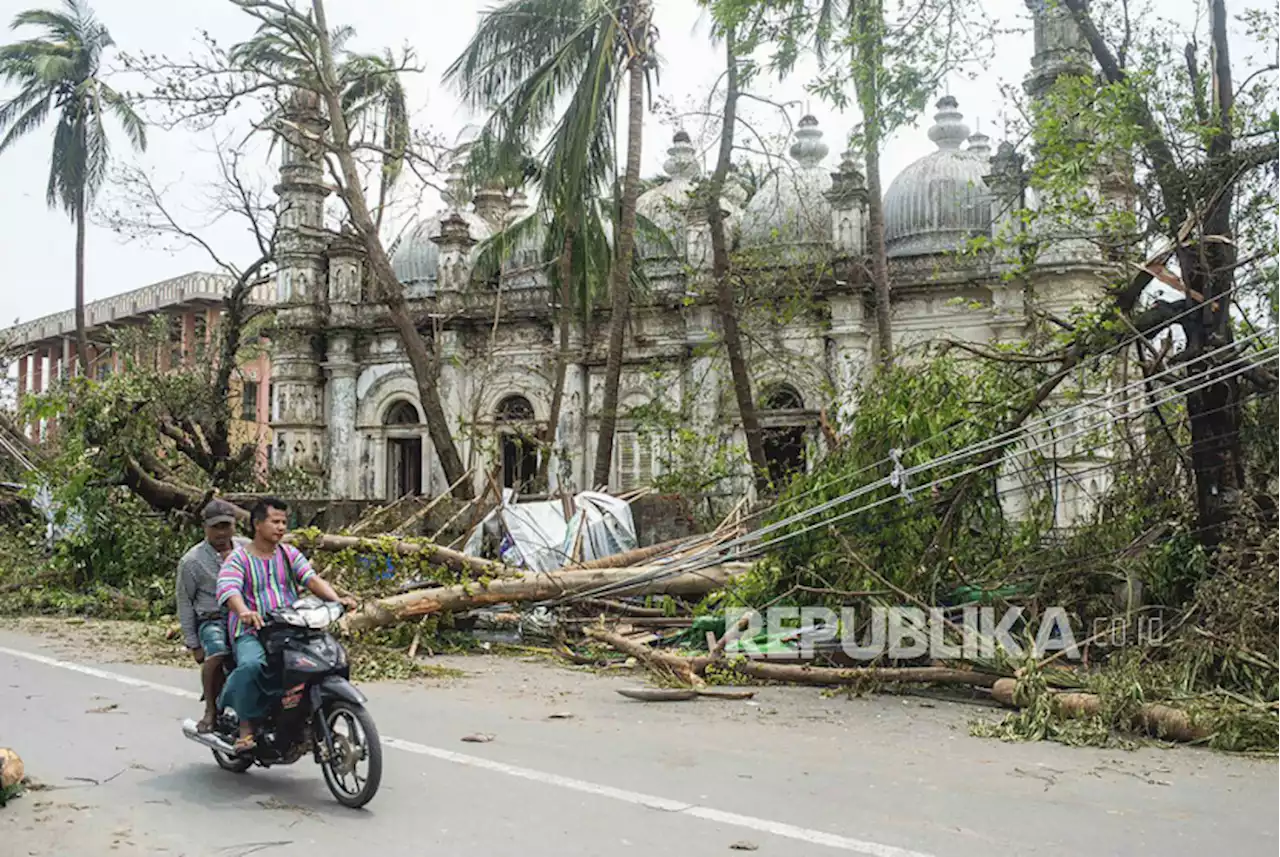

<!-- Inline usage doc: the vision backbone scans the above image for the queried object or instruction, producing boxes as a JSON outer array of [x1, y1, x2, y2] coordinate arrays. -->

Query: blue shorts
[[197, 618, 231, 658]]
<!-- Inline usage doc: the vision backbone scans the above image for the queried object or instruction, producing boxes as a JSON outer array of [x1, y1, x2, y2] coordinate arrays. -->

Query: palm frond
[[0, 81, 51, 141], [83, 102, 110, 201], [46, 108, 80, 213], [471, 210, 549, 281], [98, 81, 145, 151]]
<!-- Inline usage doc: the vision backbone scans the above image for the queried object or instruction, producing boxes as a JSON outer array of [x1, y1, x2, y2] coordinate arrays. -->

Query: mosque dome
[[739, 114, 833, 250], [635, 130, 702, 259], [882, 96, 993, 258], [390, 150, 493, 292]]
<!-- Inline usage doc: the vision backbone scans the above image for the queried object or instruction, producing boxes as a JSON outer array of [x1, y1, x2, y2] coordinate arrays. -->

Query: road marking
[[1, 644, 937, 857]]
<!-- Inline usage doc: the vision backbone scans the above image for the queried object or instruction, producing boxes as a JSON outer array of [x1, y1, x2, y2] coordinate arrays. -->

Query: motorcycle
[[180, 596, 383, 808]]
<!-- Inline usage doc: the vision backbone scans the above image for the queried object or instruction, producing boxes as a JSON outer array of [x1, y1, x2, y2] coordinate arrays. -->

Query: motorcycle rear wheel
[[319, 700, 382, 808]]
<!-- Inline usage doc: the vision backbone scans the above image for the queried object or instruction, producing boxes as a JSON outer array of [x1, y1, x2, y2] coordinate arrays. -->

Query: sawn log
[[989, 678, 1212, 743]]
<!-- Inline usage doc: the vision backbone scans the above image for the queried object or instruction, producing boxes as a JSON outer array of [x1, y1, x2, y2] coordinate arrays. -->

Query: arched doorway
[[759, 384, 808, 487], [496, 395, 541, 494], [384, 399, 423, 498]]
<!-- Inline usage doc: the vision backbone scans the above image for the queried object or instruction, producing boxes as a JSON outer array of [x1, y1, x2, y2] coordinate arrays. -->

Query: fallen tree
[[341, 562, 752, 633], [735, 661, 1002, 688], [284, 532, 509, 578]]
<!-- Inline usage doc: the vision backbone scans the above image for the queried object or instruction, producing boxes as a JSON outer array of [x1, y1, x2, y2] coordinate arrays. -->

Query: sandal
[[233, 734, 257, 754]]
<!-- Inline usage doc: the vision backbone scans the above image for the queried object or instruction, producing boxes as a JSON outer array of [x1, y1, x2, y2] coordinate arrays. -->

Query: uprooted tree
[[15, 133, 282, 517]]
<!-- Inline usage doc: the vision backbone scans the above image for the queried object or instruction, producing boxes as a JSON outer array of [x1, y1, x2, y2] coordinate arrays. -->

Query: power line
[[555, 345, 1278, 604]]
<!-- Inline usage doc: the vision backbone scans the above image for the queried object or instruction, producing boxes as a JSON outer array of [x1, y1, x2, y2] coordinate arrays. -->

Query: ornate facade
[[268, 1, 1122, 521]]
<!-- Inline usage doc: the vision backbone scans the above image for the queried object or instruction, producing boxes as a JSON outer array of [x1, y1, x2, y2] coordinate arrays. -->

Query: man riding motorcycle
[[214, 496, 354, 754]]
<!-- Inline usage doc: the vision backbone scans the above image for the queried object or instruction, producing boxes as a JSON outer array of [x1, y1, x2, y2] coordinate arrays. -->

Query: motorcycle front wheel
[[213, 749, 252, 773], [319, 700, 382, 808]]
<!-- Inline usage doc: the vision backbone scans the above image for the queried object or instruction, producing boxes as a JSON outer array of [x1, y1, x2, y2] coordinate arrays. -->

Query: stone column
[[16, 353, 27, 404], [825, 297, 870, 430], [323, 333, 358, 500], [181, 311, 196, 366], [551, 322, 587, 494], [430, 213, 477, 292], [269, 90, 332, 484]]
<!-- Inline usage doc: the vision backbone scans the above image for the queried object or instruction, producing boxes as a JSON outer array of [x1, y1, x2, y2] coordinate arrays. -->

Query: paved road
[[1, 626, 1276, 856]]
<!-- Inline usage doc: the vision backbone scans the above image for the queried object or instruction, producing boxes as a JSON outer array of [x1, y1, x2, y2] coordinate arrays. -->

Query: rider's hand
[[191, 647, 206, 664], [240, 610, 265, 630], [339, 595, 358, 611]]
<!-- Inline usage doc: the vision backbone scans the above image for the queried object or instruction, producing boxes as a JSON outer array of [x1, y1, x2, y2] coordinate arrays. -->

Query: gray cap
[[201, 499, 238, 526]]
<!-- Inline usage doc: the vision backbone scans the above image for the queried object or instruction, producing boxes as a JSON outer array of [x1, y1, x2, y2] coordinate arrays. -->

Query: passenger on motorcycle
[[175, 499, 249, 733], [214, 496, 353, 754]]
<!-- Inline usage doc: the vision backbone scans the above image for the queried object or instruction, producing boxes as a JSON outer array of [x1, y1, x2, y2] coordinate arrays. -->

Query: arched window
[[383, 400, 422, 498], [761, 384, 804, 412], [496, 395, 535, 423], [384, 400, 420, 425], [759, 383, 807, 489], [495, 395, 539, 493]]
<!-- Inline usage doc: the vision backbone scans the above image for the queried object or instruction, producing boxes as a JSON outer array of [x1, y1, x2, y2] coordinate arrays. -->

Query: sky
[[0, 0, 1082, 329]]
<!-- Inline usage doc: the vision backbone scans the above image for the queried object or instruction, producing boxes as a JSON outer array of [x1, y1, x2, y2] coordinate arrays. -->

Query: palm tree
[[445, 0, 656, 492], [0, 0, 146, 376], [229, 11, 409, 228], [466, 125, 671, 492]]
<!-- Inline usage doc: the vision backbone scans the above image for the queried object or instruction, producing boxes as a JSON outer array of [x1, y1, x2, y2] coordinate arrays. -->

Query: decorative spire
[[984, 140, 1025, 196], [790, 114, 830, 167], [662, 129, 700, 180], [472, 179, 509, 229], [506, 188, 529, 225], [927, 96, 970, 151], [826, 149, 867, 206], [431, 212, 476, 251], [966, 130, 992, 159], [441, 157, 469, 209]]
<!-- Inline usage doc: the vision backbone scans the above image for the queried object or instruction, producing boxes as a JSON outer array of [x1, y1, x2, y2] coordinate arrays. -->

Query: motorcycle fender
[[318, 675, 367, 705]]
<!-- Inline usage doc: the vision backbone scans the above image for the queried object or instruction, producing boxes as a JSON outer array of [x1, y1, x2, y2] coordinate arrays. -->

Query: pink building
[[3, 271, 275, 477]]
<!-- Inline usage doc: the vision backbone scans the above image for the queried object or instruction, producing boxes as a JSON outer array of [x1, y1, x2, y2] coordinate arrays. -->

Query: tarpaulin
[[463, 489, 639, 571]]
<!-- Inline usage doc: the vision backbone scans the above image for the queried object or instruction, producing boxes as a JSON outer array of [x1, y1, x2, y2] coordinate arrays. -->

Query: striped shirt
[[215, 543, 316, 639]]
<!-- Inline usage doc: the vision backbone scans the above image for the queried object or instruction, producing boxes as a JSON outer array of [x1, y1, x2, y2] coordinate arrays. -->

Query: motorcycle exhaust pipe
[[181, 718, 238, 755]]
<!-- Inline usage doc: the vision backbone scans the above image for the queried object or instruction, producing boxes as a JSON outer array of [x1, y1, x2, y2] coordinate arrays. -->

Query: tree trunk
[[208, 256, 268, 487], [1059, 0, 1258, 552], [591, 6, 649, 489], [865, 142, 893, 367], [539, 226, 575, 489], [1180, 0, 1244, 548], [708, 29, 770, 493], [736, 661, 1000, 687], [74, 189, 89, 377], [310, 0, 473, 501], [341, 560, 749, 633], [854, 0, 893, 368]]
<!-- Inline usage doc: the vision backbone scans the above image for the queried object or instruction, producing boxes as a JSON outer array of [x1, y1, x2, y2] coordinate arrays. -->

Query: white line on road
[[1, 644, 937, 857]]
